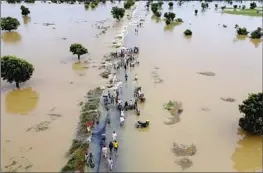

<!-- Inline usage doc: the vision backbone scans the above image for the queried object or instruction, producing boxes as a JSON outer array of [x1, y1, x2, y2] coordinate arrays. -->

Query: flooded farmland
[[1, 1, 262, 172]]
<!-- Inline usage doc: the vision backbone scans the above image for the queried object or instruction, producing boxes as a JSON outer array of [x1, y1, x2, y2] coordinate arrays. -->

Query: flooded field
[[1, 1, 262, 172]]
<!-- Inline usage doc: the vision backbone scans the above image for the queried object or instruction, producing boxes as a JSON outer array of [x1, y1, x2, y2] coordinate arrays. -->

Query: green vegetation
[[168, 2, 173, 8], [61, 87, 103, 172], [111, 6, 125, 21], [163, 100, 183, 116], [20, 5, 30, 16], [201, 2, 208, 9], [24, 0, 35, 3], [250, 2, 257, 9], [164, 12, 176, 21], [236, 27, 249, 36], [124, 0, 135, 9], [70, 43, 88, 60], [6, 0, 21, 3], [151, 2, 163, 17], [233, 5, 237, 9], [250, 27, 263, 39], [0, 17, 20, 31], [184, 29, 192, 36], [1, 56, 34, 88], [223, 7, 263, 17], [238, 93, 263, 135]]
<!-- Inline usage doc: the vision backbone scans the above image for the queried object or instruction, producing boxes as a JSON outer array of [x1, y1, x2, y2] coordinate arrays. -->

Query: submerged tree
[[20, 5, 30, 16], [250, 27, 263, 39], [1, 56, 34, 88], [195, 9, 198, 15], [238, 93, 263, 135], [236, 27, 249, 36], [184, 29, 192, 36], [215, 4, 218, 8], [151, 3, 159, 14], [0, 17, 20, 32], [70, 43, 88, 60], [124, 0, 135, 9], [111, 6, 125, 21], [154, 11, 162, 18], [7, 0, 22, 3], [168, 2, 173, 8], [233, 5, 237, 9], [164, 12, 176, 21], [24, 0, 35, 3]]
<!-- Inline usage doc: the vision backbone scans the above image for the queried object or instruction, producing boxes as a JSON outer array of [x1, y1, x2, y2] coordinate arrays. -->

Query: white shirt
[[108, 159, 113, 166], [121, 111, 124, 117], [102, 147, 108, 154], [120, 116, 125, 123], [112, 133, 117, 141]]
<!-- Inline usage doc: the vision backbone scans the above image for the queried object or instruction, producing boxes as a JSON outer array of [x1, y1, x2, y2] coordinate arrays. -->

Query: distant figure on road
[[108, 157, 113, 171], [113, 140, 119, 153], [112, 131, 117, 141], [135, 74, 138, 81], [102, 145, 108, 159], [109, 141, 113, 154]]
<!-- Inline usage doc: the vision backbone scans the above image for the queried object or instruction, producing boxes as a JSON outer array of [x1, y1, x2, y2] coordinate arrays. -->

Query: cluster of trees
[[239, 93, 263, 135], [84, 0, 98, 9], [164, 12, 175, 25], [0, 17, 20, 31], [235, 25, 262, 39], [111, 7, 125, 21], [151, 2, 163, 18], [20, 5, 30, 16]]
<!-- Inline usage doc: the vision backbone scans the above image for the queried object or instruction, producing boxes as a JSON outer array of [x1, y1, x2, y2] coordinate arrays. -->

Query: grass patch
[[61, 87, 103, 173], [223, 8, 262, 17]]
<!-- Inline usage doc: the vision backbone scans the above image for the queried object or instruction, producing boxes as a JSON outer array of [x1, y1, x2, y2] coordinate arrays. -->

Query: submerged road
[[88, 54, 138, 172]]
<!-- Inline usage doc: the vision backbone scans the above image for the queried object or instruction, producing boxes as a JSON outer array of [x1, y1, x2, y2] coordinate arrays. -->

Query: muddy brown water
[[1, 1, 262, 172]]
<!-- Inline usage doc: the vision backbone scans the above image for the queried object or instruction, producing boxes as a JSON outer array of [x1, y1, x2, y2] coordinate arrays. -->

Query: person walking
[[102, 145, 108, 159], [108, 157, 113, 171], [113, 140, 119, 153], [109, 141, 113, 154], [112, 131, 117, 141]]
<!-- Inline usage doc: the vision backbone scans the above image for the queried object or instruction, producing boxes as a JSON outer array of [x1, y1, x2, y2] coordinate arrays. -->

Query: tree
[[111, 6, 125, 21], [238, 93, 263, 135], [154, 11, 161, 18], [165, 19, 171, 25], [233, 5, 237, 9], [151, 3, 159, 14], [70, 43, 88, 60], [184, 29, 192, 36], [7, 0, 22, 3], [164, 12, 175, 21], [20, 5, 30, 16], [221, 6, 226, 11], [168, 2, 173, 8], [157, 1, 163, 7], [1, 56, 34, 88], [195, 9, 198, 15], [242, 5, 246, 10], [0, 17, 20, 32], [236, 27, 249, 35], [201, 2, 206, 9], [250, 2, 257, 9], [250, 28, 262, 39], [24, 0, 35, 3], [124, 0, 134, 9], [215, 4, 218, 8]]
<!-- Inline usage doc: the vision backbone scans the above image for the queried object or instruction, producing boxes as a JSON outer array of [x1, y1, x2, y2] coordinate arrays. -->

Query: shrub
[[184, 29, 192, 36]]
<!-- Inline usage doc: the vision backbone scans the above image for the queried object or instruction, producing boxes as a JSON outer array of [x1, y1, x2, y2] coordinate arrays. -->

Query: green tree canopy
[[124, 0, 135, 9], [20, 5, 30, 16], [24, 0, 35, 3], [1, 17, 20, 32], [111, 6, 125, 21], [239, 93, 263, 135], [168, 2, 173, 7], [164, 12, 176, 21], [184, 29, 192, 36], [70, 43, 88, 60], [1, 56, 34, 88]]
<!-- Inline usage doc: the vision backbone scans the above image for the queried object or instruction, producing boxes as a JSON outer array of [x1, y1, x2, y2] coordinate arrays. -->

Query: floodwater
[[1, 1, 262, 172]]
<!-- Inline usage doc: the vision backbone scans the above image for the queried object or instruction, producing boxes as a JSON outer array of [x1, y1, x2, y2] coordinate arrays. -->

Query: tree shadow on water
[[250, 38, 262, 48], [231, 129, 263, 172], [72, 61, 88, 76], [233, 35, 247, 43], [1, 32, 22, 44], [5, 87, 39, 115], [151, 15, 162, 23], [23, 16, 31, 25]]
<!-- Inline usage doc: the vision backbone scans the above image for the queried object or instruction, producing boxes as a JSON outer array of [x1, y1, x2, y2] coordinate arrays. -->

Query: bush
[[250, 2, 257, 9], [24, 0, 35, 3], [165, 19, 171, 25], [1, 56, 34, 88], [154, 11, 162, 18], [184, 29, 192, 36], [0, 17, 20, 32], [238, 93, 263, 135], [70, 43, 88, 60], [20, 5, 30, 16], [168, 2, 173, 7], [164, 12, 175, 21], [250, 28, 262, 39], [233, 5, 237, 9], [236, 27, 249, 36], [111, 6, 125, 21]]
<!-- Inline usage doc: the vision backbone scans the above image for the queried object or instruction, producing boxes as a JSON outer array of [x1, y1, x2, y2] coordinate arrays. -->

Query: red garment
[[85, 122, 93, 127]]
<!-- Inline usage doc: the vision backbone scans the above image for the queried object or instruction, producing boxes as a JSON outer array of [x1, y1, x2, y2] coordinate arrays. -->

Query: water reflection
[[151, 15, 162, 23], [231, 130, 263, 172], [233, 35, 247, 43], [250, 38, 262, 48], [22, 16, 31, 25], [1, 32, 22, 44], [72, 61, 88, 76], [5, 87, 39, 115]]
